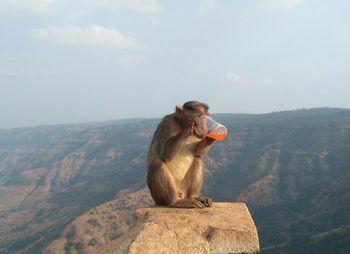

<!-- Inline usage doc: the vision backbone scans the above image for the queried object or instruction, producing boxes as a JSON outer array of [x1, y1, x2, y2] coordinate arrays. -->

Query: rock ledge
[[100, 202, 260, 254]]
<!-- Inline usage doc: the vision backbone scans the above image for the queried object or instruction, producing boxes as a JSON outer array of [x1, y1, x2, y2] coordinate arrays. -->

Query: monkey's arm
[[194, 137, 215, 158], [161, 129, 190, 163]]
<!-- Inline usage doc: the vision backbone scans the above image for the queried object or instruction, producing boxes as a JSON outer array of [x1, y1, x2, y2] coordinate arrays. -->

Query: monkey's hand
[[205, 136, 215, 144], [194, 137, 215, 158], [172, 198, 207, 208], [194, 196, 213, 207], [181, 125, 194, 137]]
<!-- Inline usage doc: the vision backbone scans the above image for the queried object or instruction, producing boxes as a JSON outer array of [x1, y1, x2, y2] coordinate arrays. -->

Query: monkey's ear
[[175, 106, 183, 117]]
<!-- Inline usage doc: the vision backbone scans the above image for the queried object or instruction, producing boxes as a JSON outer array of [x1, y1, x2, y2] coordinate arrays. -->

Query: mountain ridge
[[1, 107, 348, 131]]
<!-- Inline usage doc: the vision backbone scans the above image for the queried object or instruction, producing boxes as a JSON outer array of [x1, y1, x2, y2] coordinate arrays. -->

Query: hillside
[[44, 188, 153, 254], [0, 118, 158, 253], [0, 108, 350, 253]]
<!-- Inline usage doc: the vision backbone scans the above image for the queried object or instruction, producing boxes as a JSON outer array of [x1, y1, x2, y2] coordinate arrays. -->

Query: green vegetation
[[64, 226, 84, 254], [65, 226, 76, 241], [108, 231, 122, 240], [86, 218, 101, 228], [87, 238, 97, 246]]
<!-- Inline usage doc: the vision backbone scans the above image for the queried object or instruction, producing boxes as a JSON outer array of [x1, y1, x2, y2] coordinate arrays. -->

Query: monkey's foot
[[194, 196, 213, 207], [171, 198, 207, 208]]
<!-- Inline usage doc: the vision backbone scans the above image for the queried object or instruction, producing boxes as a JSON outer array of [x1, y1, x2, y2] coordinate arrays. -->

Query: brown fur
[[146, 101, 214, 208]]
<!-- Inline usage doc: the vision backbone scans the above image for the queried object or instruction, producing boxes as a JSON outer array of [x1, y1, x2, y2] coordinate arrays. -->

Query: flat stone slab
[[102, 202, 260, 254]]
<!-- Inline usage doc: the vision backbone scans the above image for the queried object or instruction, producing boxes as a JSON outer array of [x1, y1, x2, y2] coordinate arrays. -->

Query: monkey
[[146, 101, 215, 208]]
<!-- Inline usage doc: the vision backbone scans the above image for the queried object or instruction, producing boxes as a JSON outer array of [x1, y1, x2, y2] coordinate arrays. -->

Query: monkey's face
[[183, 108, 206, 125], [183, 110, 208, 138], [180, 111, 197, 128], [193, 115, 209, 139], [176, 105, 208, 137]]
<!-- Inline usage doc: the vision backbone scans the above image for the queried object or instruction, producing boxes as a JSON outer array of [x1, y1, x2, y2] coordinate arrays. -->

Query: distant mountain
[[0, 108, 349, 253]]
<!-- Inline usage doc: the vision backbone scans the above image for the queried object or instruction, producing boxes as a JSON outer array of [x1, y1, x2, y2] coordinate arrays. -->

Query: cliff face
[[98, 203, 260, 254]]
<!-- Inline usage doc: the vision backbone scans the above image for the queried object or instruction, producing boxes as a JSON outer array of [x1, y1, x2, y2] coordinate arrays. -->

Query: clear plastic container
[[194, 115, 228, 140]]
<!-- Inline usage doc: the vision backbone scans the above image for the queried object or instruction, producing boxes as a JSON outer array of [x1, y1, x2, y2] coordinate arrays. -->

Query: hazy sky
[[1, 0, 349, 129]]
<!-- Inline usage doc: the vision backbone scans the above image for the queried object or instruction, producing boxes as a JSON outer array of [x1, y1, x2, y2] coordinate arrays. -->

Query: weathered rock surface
[[98, 202, 260, 254]]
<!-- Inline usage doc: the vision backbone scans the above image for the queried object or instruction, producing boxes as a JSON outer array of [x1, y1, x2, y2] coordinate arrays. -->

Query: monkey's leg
[[181, 158, 213, 207], [181, 158, 204, 197], [147, 159, 206, 208], [147, 159, 178, 206]]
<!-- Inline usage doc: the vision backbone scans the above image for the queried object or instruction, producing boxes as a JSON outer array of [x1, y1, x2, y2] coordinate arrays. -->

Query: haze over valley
[[0, 108, 349, 253]]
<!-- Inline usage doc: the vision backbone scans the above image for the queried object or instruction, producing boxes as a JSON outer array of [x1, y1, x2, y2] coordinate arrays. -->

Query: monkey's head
[[175, 101, 209, 137]]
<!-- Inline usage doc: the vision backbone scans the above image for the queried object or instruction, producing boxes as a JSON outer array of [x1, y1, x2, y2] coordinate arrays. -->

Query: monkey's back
[[146, 114, 178, 168]]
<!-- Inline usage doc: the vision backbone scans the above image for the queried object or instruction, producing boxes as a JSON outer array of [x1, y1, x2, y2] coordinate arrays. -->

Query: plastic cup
[[194, 115, 228, 141]]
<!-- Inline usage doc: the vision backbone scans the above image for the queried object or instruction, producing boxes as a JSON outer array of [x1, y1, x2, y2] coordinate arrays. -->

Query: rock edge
[[98, 202, 260, 254]]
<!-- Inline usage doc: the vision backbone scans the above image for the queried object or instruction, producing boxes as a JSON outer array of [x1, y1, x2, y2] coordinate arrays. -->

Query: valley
[[0, 108, 349, 253]]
